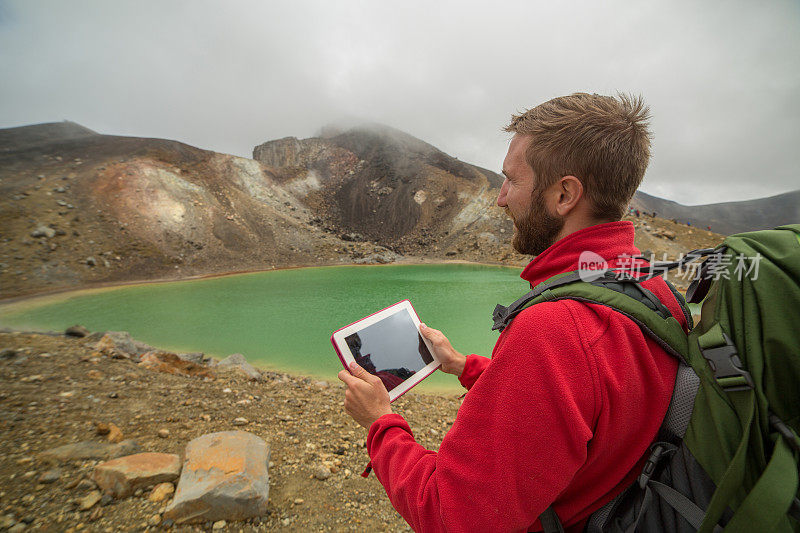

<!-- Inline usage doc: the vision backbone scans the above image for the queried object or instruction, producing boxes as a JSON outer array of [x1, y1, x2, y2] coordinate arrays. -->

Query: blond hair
[[505, 93, 652, 221]]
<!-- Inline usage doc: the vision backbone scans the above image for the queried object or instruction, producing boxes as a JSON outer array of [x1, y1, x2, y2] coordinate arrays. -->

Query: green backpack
[[491, 224, 800, 532]]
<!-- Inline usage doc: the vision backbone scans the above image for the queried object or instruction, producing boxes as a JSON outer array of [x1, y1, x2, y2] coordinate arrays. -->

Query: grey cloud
[[1, 0, 798, 204]]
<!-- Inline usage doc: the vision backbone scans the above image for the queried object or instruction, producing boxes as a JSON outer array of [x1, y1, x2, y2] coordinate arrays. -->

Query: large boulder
[[139, 351, 215, 379], [93, 452, 182, 498], [217, 353, 262, 381], [39, 440, 140, 463], [164, 431, 270, 524]]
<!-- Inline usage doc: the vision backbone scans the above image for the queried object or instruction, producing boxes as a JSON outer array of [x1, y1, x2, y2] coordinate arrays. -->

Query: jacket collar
[[520, 221, 640, 287]]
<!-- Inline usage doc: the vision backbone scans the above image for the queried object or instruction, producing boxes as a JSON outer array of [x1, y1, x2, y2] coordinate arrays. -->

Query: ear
[[553, 175, 584, 216]]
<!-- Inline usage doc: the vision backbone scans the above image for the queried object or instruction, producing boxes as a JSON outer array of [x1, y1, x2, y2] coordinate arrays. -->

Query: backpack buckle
[[700, 333, 754, 392], [492, 304, 509, 332], [638, 443, 675, 489]]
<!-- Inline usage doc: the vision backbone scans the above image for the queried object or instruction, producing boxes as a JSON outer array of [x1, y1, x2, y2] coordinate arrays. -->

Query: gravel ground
[[0, 330, 463, 532]]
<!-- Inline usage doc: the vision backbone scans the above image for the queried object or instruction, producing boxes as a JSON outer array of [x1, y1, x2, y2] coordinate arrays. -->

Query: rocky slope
[[1, 121, 730, 301], [0, 122, 403, 300], [0, 327, 461, 532], [253, 123, 507, 254]]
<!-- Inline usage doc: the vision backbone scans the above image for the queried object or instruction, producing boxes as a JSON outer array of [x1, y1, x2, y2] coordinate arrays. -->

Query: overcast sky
[[1, 0, 798, 204]]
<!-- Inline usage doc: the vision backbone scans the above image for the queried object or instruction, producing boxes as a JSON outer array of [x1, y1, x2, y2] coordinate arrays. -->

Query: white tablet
[[331, 300, 440, 402]]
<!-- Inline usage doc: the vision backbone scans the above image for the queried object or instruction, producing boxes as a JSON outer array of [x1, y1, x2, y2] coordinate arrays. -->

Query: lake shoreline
[[0, 256, 527, 307], [0, 263, 519, 393]]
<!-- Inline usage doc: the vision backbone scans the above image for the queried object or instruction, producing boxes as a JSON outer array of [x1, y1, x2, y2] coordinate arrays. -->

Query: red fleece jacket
[[366, 221, 687, 533]]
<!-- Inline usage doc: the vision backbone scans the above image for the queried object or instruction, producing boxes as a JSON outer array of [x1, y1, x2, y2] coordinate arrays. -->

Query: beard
[[507, 188, 565, 256]]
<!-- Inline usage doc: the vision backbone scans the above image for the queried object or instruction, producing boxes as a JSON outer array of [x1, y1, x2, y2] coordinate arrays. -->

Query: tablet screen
[[344, 309, 434, 392]]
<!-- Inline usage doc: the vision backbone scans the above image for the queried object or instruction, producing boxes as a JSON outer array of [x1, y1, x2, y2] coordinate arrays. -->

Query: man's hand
[[338, 362, 392, 429], [420, 323, 467, 377]]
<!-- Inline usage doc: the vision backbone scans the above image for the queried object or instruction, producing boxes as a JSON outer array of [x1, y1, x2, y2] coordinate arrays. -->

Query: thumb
[[349, 362, 374, 382]]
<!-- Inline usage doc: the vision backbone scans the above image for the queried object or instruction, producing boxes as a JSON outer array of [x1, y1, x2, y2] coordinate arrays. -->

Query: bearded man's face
[[506, 187, 565, 256], [498, 134, 565, 256]]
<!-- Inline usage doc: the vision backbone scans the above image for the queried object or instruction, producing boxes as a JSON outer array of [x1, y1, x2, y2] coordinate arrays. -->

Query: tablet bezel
[[331, 299, 440, 402]]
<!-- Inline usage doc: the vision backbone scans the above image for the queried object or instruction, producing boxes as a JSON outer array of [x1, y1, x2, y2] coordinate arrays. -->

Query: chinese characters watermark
[[578, 250, 761, 283]]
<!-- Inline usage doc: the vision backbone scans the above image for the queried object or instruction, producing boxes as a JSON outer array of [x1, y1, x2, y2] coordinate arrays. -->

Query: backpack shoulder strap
[[492, 270, 691, 363]]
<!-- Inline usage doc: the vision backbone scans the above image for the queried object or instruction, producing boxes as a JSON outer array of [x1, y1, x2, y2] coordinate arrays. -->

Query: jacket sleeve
[[366, 302, 599, 533], [458, 354, 490, 390]]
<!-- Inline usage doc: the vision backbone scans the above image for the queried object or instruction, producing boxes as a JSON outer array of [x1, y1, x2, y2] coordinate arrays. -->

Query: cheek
[[508, 189, 527, 211]]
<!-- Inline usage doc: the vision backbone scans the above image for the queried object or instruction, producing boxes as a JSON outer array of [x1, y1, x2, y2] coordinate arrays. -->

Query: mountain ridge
[[631, 189, 800, 234], [0, 120, 755, 300]]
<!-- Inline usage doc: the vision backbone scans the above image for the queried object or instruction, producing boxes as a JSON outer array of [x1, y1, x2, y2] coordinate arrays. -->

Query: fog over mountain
[[1, 120, 732, 299], [1, 1, 798, 205]]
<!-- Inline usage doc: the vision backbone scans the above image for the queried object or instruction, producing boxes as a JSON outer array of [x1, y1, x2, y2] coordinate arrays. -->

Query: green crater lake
[[0, 264, 528, 392]]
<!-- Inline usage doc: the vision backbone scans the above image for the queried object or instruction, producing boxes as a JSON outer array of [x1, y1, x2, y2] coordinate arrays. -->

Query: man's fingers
[[338, 369, 358, 386], [349, 362, 381, 384], [420, 324, 442, 340]]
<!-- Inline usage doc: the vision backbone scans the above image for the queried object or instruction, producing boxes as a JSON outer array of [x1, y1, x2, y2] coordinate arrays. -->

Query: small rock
[[99, 493, 113, 506], [87, 370, 103, 380], [148, 514, 162, 527], [65, 325, 90, 337], [79, 490, 102, 511], [313, 465, 331, 480], [0, 514, 15, 529], [38, 468, 61, 484], [93, 452, 181, 498], [40, 440, 141, 463], [177, 352, 206, 365], [85, 256, 97, 266], [293, 498, 304, 505], [217, 353, 262, 381], [148, 482, 175, 503], [106, 423, 123, 443], [232, 417, 249, 426], [95, 422, 110, 435], [0, 348, 18, 359], [157, 429, 170, 439], [88, 507, 103, 522], [76, 479, 97, 491], [107, 391, 119, 399], [212, 520, 226, 530], [92, 331, 145, 360], [139, 351, 214, 379], [31, 225, 55, 239]]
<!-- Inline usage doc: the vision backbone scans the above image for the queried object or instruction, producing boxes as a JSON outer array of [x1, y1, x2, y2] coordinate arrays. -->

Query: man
[[338, 93, 688, 532]]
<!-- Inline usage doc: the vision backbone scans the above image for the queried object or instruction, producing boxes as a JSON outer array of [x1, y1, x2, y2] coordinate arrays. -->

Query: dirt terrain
[[0, 329, 462, 532]]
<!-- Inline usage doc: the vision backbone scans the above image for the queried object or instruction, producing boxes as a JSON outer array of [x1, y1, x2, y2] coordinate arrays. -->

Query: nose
[[497, 178, 509, 207]]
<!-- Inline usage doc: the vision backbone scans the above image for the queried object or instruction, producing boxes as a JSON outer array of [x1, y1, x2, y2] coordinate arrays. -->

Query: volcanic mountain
[[0, 120, 744, 300], [252, 123, 511, 255], [0, 122, 522, 299]]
